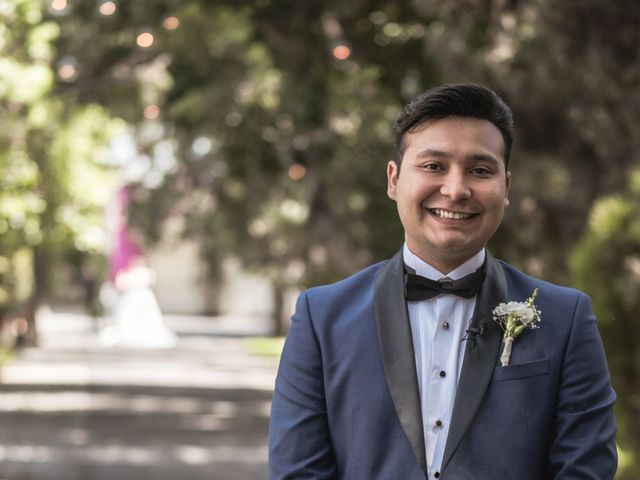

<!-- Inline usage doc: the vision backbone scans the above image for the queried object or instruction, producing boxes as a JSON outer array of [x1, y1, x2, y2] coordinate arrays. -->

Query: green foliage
[[0, 0, 121, 335], [571, 167, 640, 479], [46, 0, 640, 292], [48, 106, 123, 253]]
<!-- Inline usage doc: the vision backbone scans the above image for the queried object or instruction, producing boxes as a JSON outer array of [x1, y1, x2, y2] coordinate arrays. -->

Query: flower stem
[[500, 336, 514, 366]]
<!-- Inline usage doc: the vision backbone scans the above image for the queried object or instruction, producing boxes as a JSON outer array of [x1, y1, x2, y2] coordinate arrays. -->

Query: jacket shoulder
[[298, 260, 389, 319], [305, 260, 386, 299]]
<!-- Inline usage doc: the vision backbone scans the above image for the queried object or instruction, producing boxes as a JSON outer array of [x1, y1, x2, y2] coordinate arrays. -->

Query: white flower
[[493, 302, 535, 322], [493, 289, 541, 366]]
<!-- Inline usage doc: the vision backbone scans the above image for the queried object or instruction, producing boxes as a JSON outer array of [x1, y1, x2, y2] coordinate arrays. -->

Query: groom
[[268, 84, 617, 479]]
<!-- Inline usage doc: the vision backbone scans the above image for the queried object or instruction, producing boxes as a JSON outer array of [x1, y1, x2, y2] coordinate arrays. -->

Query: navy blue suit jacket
[[269, 251, 617, 479]]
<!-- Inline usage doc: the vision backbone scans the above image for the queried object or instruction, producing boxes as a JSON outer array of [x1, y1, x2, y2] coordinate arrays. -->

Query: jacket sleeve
[[268, 292, 337, 479], [547, 293, 617, 479]]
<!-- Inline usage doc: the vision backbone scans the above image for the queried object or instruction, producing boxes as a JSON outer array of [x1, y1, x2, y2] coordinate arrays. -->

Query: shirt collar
[[402, 243, 486, 281]]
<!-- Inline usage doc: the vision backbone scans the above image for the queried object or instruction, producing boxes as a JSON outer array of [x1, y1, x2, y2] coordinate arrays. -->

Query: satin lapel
[[441, 252, 507, 471], [374, 250, 427, 475]]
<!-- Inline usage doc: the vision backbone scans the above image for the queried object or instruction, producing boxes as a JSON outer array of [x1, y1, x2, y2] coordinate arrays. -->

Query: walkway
[[0, 308, 280, 480]]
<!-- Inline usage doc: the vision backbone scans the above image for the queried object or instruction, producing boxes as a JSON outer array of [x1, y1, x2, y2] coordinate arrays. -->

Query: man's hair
[[394, 83, 514, 169]]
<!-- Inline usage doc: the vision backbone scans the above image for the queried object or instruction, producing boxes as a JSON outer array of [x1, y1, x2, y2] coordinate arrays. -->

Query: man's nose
[[440, 171, 471, 201]]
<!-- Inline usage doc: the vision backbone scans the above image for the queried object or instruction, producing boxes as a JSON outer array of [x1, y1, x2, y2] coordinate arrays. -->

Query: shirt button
[[434, 472, 440, 478], [442, 322, 449, 330], [435, 419, 443, 427], [439, 370, 446, 378]]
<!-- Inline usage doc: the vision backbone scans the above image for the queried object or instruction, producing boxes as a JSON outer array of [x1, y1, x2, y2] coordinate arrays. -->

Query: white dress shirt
[[403, 244, 485, 479]]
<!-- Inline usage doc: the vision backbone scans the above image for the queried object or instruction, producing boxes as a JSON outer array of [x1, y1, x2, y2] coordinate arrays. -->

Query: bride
[[100, 186, 177, 348], [101, 257, 177, 349]]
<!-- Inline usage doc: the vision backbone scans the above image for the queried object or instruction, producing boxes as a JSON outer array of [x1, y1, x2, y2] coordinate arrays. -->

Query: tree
[[0, 0, 121, 344], [571, 168, 640, 479], [49, 0, 640, 332]]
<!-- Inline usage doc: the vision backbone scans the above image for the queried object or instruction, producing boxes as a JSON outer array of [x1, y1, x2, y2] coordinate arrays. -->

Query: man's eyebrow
[[416, 149, 501, 165], [466, 153, 500, 165], [416, 149, 450, 159]]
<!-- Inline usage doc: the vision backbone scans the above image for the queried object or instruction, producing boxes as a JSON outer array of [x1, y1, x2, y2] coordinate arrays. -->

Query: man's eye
[[471, 167, 492, 175], [423, 163, 442, 172]]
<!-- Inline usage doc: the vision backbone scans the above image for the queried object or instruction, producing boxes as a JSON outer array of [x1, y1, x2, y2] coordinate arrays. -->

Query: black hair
[[394, 83, 514, 169]]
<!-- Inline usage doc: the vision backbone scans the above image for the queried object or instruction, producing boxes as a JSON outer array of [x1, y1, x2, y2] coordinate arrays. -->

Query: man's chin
[[435, 235, 484, 255], [431, 236, 477, 253]]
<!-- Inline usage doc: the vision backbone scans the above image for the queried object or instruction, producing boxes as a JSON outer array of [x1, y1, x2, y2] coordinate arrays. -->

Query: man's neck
[[403, 244, 486, 280]]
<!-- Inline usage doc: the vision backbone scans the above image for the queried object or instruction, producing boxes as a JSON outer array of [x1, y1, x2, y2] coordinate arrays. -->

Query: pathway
[[0, 308, 280, 480]]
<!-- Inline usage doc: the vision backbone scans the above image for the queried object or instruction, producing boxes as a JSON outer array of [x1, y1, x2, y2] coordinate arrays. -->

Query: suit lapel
[[374, 250, 428, 475], [441, 251, 507, 471]]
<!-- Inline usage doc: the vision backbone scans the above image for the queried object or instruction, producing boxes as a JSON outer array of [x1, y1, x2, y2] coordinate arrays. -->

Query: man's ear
[[387, 161, 399, 200], [504, 170, 511, 208]]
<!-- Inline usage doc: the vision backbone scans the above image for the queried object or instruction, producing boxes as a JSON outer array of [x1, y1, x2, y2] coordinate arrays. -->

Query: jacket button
[[442, 322, 449, 330], [434, 472, 440, 478], [439, 370, 446, 378]]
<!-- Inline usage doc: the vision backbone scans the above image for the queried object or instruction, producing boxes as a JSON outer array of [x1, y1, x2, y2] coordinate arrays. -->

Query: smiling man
[[388, 115, 510, 274], [269, 84, 617, 479]]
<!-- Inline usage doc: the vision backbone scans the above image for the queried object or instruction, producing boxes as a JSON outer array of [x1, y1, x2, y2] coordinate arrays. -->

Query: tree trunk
[[271, 281, 287, 337], [22, 247, 48, 347]]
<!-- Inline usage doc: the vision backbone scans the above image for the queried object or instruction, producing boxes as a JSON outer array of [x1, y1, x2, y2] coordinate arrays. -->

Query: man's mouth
[[429, 208, 477, 220]]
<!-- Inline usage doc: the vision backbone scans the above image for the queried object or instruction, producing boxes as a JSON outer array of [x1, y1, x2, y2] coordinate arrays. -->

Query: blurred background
[[0, 0, 638, 478]]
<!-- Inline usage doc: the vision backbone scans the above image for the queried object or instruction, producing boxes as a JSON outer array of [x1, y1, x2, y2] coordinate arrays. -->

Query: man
[[268, 84, 617, 479]]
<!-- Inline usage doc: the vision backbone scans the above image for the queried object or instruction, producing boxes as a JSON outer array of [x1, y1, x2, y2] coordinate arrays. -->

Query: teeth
[[432, 208, 473, 220]]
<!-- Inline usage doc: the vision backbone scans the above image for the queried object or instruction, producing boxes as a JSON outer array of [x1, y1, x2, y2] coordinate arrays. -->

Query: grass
[[243, 336, 285, 357]]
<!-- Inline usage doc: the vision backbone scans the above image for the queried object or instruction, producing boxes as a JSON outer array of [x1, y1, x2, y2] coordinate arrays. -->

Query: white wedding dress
[[100, 265, 177, 348]]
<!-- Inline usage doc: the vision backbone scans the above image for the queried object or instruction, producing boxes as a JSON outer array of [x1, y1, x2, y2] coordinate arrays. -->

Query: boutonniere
[[493, 288, 541, 366]]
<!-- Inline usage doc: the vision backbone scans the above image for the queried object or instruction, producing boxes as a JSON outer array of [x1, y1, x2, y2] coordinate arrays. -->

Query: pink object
[[108, 186, 142, 282]]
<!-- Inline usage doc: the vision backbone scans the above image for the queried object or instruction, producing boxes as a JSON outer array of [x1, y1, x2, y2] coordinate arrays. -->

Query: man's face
[[387, 116, 511, 273]]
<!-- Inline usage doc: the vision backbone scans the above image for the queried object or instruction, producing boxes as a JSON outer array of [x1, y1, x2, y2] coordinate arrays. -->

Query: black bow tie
[[404, 267, 485, 301]]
